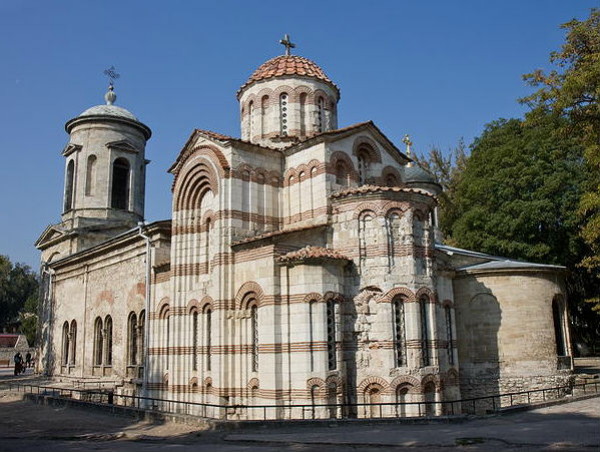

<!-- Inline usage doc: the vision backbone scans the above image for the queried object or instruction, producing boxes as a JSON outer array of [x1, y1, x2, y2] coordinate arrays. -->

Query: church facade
[[36, 46, 573, 419]]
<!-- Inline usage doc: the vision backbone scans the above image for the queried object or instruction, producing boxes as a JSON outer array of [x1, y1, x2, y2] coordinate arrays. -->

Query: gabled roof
[[231, 223, 327, 247], [168, 128, 280, 175], [35, 224, 68, 250], [285, 121, 412, 166]]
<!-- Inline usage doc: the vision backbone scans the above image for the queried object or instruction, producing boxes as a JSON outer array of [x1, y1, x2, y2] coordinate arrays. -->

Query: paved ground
[[0, 388, 598, 451], [0, 363, 598, 451]]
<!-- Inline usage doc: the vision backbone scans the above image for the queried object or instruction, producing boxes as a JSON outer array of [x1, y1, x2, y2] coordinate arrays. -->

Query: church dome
[[405, 165, 438, 184], [78, 104, 138, 121], [238, 54, 339, 97], [66, 84, 151, 139]]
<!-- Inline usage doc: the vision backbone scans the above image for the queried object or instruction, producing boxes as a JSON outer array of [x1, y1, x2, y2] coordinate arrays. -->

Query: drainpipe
[[137, 222, 152, 398]]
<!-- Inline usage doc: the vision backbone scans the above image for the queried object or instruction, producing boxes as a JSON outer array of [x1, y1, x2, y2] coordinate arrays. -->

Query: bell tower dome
[[59, 82, 152, 249], [237, 35, 340, 149]]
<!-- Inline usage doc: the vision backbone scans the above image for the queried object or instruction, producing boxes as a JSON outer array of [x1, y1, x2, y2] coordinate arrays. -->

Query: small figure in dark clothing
[[13, 352, 23, 376], [25, 352, 32, 368]]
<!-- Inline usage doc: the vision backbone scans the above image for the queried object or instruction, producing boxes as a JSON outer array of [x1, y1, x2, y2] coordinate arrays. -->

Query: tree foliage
[[521, 8, 600, 311], [450, 116, 585, 265], [415, 139, 468, 243], [0, 255, 39, 334]]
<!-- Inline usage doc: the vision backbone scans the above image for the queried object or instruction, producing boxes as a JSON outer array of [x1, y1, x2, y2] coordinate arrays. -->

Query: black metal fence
[[8, 380, 599, 421]]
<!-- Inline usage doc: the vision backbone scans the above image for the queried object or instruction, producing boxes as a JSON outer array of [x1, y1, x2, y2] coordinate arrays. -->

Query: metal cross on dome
[[103, 66, 120, 86], [279, 34, 296, 56]]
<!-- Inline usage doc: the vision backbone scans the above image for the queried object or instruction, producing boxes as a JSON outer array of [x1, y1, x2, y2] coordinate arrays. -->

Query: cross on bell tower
[[279, 34, 296, 56]]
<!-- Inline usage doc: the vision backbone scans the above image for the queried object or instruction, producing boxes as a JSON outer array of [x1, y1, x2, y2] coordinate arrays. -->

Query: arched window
[[205, 306, 212, 371], [326, 299, 336, 370], [93, 317, 103, 366], [445, 306, 454, 365], [396, 386, 410, 417], [111, 158, 130, 210], [64, 160, 75, 212], [310, 384, 319, 418], [423, 382, 436, 416], [299, 93, 307, 136], [335, 161, 349, 187], [261, 95, 269, 138], [317, 96, 325, 132], [393, 296, 407, 367], [420, 297, 431, 366], [85, 155, 97, 196], [192, 311, 198, 371], [205, 218, 212, 273], [248, 101, 254, 139], [309, 300, 316, 372], [128, 312, 138, 366], [386, 174, 398, 187], [387, 213, 401, 269], [62, 321, 70, 366], [104, 315, 113, 366], [251, 305, 258, 372], [279, 93, 288, 136], [358, 214, 373, 270], [357, 150, 370, 185], [138, 310, 145, 365], [552, 297, 567, 357], [69, 320, 77, 365]]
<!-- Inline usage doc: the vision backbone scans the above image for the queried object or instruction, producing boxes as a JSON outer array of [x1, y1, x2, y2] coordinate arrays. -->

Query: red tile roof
[[238, 55, 339, 96], [278, 246, 350, 263], [330, 185, 436, 199], [0, 335, 19, 348]]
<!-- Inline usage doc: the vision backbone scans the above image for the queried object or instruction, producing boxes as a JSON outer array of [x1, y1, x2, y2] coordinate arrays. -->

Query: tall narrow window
[[358, 214, 373, 271], [251, 305, 258, 372], [138, 310, 145, 365], [553, 297, 567, 356], [111, 158, 130, 210], [62, 322, 70, 366], [393, 297, 407, 367], [205, 218, 211, 273], [205, 307, 212, 371], [357, 151, 370, 185], [299, 93, 307, 137], [104, 315, 113, 366], [166, 314, 170, 370], [317, 96, 325, 132], [93, 317, 103, 366], [279, 93, 288, 136], [387, 213, 401, 269], [420, 297, 431, 366], [248, 101, 254, 140], [326, 300, 336, 370], [128, 312, 138, 365], [309, 301, 316, 372], [335, 161, 348, 187], [192, 311, 198, 371], [85, 155, 97, 196], [64, 160, 75, 212], [69, 320, 77, 365], [445, 306, 454, 365], [261, 95, 269, 138]]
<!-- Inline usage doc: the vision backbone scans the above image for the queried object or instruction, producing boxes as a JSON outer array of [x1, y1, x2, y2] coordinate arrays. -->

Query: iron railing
[[8, 380, 599, 421]]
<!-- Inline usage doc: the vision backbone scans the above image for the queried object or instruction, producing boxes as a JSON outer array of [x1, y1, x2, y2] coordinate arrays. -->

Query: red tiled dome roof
[[238, 55, 339, 97]]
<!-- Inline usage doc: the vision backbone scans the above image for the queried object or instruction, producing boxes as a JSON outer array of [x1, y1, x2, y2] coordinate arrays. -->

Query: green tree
[[450, 116, 584, 265], [0, 255, 39, 333], [416, 139, 468, 243], [520, 9, 600, 311], [20, 293, 38, 346]]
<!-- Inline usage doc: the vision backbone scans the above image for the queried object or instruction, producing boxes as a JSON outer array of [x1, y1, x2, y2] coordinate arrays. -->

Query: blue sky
[[0, 1, 595, 270]]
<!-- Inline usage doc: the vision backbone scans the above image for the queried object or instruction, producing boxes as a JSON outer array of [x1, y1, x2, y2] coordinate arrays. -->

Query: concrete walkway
[[0, 388, 597, 451]]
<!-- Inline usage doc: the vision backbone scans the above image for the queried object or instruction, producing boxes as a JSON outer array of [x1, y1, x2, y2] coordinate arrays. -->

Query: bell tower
[[36, 78, 152, 260]]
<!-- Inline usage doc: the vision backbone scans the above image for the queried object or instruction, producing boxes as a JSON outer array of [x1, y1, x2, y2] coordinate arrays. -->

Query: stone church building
[[35, 43, 573, 418]]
